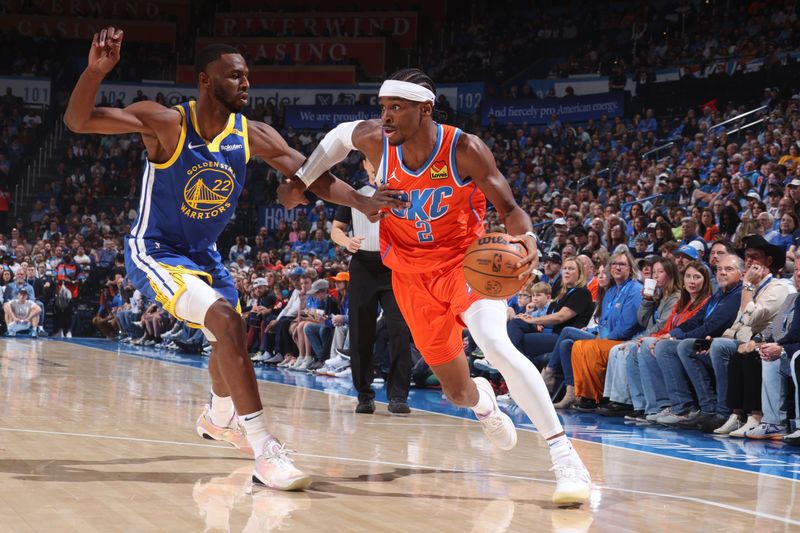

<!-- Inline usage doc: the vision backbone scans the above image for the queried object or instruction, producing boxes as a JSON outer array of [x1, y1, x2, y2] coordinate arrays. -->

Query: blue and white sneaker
[[744, 422, 787, 440]]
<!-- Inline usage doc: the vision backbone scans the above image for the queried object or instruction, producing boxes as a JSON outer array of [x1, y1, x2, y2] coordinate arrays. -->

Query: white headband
[[379, 80, 435, 103]]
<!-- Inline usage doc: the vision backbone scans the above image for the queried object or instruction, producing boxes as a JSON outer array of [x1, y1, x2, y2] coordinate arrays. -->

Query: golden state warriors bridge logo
[[181, 162, 235, 219]]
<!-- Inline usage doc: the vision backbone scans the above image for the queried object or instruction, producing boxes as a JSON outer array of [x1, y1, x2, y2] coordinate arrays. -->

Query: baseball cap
[[746, 191, 761, 201], [687, 240, 706, 255], [308, 279, 329, 294], [17, 287, 29, 294], [675, 244, 699, 260], [789, 179, 800, 187], [315, 200, 324, 207], [331, 271, 350, 282], [252, 277, 268, 288], [553, 217, 567, 226], [288, 266, 304, 277], [544, 252, 562, 264], [637, 254, 659, 268]]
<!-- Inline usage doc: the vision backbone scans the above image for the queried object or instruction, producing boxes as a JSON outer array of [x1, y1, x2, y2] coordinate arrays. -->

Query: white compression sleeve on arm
[[295, 120, 362, 187]]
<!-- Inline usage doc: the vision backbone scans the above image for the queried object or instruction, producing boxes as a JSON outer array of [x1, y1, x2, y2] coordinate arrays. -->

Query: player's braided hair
[[388, 68, 448, 122], [195, 44, 240, 79]]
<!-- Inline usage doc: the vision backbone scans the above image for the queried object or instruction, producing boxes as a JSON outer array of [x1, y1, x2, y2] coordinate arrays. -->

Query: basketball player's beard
[[213, 86, 245, 113]]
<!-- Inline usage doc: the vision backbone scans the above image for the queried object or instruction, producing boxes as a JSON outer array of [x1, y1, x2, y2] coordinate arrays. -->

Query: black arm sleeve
[[334, 205, 352, 224]]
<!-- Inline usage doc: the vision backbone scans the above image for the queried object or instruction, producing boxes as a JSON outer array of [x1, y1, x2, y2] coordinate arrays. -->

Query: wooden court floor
[[1, 339, 799, 532]]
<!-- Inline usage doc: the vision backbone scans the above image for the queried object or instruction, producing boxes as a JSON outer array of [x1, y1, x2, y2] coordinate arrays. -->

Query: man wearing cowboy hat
[[686, 235, 789, 434]]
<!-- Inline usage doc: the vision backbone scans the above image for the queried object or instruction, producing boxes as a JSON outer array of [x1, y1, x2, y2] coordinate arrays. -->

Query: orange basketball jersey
[[378, 123, 486, 274]]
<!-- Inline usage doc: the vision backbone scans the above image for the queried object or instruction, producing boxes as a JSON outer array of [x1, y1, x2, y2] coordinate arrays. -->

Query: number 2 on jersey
[[415, 220, 434, 243]]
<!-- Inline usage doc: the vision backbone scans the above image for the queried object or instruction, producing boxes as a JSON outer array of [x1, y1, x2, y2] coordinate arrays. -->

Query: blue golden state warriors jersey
[[129, 100, 249, 253]]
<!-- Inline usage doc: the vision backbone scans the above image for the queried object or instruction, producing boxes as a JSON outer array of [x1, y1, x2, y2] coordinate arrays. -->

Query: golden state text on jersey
[[377, 124, 486, 274], [131, 100, 249, 253]]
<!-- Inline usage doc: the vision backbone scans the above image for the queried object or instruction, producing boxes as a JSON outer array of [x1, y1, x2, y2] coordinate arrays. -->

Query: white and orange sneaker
[[196, 405, 253, 455], [473, 377, 518, 451], [252, 440, 312, 491]]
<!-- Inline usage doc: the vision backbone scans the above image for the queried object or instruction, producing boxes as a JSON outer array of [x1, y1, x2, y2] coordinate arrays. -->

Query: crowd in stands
[[0, 89, 44, 228], [428, 1, 799, 86]]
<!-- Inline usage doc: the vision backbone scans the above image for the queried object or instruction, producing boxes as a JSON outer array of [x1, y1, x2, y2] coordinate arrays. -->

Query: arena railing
[[707, 105, 768, 136], [14, 113, 65, 217], [641, 142, 674, 161]]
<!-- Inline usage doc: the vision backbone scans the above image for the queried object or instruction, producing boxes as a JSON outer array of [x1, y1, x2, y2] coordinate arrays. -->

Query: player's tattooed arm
[[456, 133, 539, 276]]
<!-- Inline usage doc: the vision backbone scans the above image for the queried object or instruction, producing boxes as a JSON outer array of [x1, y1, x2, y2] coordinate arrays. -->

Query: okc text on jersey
[[389, 186, 453, 221]]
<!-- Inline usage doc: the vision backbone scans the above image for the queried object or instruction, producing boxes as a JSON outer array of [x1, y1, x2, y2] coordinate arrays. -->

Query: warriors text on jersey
[[124, 100, 248, 318], [378, 123, 487, 274], [130, 100, 248, 252]]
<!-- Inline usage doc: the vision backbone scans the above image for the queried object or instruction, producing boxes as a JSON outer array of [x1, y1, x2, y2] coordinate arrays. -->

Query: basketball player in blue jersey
[[64, 27, 405, 491]]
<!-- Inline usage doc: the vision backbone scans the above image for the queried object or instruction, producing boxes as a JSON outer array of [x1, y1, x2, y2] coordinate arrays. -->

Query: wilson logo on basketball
[[430, 160, 449, 180], [478, 235, 511, 246]]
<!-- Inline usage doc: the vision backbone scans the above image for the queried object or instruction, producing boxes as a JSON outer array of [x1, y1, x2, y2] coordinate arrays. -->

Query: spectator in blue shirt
[[3, 269, 35, 303], [652, 253, 744, 430], [551, 251, 643, 409], [308, 229, 331, 258], [637, 109, 658, 133]]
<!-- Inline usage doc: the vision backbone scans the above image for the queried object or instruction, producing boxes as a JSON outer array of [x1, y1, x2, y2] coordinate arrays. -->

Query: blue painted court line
[[56, 337, 800, 482]]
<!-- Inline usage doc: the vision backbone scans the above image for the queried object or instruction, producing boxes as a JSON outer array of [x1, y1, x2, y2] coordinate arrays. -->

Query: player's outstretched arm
[[64, 27, 178, 141], [250, 120, 406, 216], [457, 133, 539, 275]]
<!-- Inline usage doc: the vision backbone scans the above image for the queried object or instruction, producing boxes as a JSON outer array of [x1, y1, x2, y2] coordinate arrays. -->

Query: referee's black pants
[[348, 251, 412, 403]]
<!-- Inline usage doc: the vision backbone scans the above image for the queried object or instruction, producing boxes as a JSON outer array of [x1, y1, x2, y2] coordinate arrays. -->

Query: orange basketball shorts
[[391, 264, 482, 366]]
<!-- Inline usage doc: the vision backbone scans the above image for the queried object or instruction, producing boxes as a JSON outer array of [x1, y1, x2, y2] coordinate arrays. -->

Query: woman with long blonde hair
[[550, 251, 644, 409]]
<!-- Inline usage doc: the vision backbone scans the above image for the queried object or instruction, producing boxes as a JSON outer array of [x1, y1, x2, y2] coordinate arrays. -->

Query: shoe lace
[[479, 413, 504, 431], [550, 463, 591, 484], [263, 442, 296, 468]]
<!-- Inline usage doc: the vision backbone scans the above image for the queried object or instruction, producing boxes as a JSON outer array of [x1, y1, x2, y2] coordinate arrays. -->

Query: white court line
[[0, 425, 798, 527], [362, 422, 469, 427], [0, 427, 232, 451], [56, 341, 800, 485]]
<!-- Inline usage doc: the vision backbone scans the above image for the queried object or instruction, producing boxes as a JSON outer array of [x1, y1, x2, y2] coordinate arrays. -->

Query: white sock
[[547, 434, 575, 463], [471, 378, 496, 419], [238, 410, 275, 458], [462, 299, 564, 437], [208, 388, 235, 427]]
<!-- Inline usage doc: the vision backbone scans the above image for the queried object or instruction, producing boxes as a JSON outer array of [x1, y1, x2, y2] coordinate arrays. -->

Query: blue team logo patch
[[181, 162, 235, 219]]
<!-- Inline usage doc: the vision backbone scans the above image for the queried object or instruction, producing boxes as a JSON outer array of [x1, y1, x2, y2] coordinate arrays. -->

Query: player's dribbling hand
[[277, 178, 309, 209], [509, 232, 539, 280], [88, 27, 124, 75]]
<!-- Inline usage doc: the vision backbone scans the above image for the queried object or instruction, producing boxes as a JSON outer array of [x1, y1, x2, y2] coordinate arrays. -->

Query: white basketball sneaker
[[195, 405, 253, 455], [252, 440, 312, 491], [551, 451, 592, 505], [473, 377, 517, 451]]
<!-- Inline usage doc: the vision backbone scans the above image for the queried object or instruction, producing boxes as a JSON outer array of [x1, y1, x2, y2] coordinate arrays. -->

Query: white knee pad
[[173, 274, 224, 341]]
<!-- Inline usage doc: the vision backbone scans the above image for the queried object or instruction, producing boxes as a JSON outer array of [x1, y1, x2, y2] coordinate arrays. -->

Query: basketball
[[463, 233, 530, 299]]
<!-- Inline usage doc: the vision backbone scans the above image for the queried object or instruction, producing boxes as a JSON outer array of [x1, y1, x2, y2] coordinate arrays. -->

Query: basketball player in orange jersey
[[279, 69, 592, 504], [64, 27, 405, 491]]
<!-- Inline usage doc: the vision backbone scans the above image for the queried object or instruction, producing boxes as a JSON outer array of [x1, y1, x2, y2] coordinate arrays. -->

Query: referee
[[332, 159, 412, 415]]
